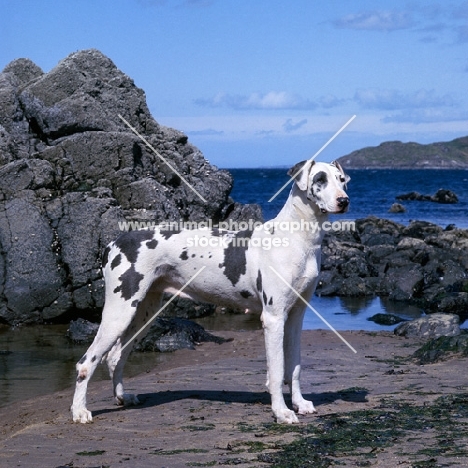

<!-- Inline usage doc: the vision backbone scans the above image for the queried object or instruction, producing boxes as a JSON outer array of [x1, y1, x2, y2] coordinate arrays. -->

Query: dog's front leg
[[261, 310, 298, 424], [284, 305, 316, 415]]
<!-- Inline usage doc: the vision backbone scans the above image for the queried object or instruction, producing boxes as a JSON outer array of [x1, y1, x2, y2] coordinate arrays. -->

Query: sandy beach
[[1, 329, 467, 467]]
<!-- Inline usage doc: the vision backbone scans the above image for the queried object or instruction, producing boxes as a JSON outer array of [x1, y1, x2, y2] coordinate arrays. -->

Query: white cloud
[[333, 10, 414, 32], [195, 91, 348, 111], [382, 108, 468, 124], [318, 94, 346, 108], [195, 91, 318, 110], [354, 88, 454, 110], [187, 128, 224, 136]]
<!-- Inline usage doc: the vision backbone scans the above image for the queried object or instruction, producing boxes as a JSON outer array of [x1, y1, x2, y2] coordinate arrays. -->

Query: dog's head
[[288, 160, 350, 214]]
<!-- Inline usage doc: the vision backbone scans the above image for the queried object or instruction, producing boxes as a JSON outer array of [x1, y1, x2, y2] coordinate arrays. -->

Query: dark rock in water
[[367, 313, 407, 326], [394, 313, 460, 339], [134, 318, 230, 353], [66, 317, 229, 352], [67, 318, 99, 343], [0, 49, 262, 325], [396, 191, 430, 202], [430, 188, 458, 204], [396, 189, 458, 204], [388, 203, 405, 213], [413, 332, 468, 364]]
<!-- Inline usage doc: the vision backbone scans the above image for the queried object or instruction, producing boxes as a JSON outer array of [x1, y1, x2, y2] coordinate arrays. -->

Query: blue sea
[[227, 168, 468, 331]]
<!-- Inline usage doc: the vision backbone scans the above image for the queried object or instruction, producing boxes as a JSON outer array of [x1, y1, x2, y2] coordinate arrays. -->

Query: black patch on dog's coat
[[146, 239, 158, 249], [313, 171, 328, 186], [263, 291, 268, 305], [131, 300, 139, 308], [221, 230, 253, 286], [240, 290, 253, 298], [118, 265, 144, 300], [180, 251, 189, 260], [160, 228, 181, 239], [268, 297, 273, 305], [256, 270, 263, 293], [78, 354, 87, 365], [111, 254, 122, 270], [91, 355, 97, 363], [114, 230, 154, 263], [287, 160, 309, 179], [309, 171, 328, 199]]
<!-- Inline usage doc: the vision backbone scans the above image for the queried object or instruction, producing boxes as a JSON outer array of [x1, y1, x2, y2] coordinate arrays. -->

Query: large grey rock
[[394, 313, 460, 339], [0, 49, 262, 325]]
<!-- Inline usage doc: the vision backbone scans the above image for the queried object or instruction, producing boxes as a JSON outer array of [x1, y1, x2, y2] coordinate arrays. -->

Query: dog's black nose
[[337, 197, 349, 208]]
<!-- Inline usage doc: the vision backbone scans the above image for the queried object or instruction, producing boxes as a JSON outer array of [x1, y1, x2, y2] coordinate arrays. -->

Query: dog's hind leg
[[106, 291, 163, 407], [284, 300, 316, 416], [71, 298, 142, 423]]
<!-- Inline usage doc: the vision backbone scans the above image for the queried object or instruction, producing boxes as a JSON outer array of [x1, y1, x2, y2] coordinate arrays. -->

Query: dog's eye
[[340, 176, 346, 183]]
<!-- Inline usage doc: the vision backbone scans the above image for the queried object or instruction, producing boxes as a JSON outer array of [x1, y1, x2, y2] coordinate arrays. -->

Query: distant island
[[337, 136, 468, 169]]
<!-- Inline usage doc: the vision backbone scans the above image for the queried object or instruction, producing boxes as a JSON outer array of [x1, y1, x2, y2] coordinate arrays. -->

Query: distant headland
[[337, 136, 468, 169]]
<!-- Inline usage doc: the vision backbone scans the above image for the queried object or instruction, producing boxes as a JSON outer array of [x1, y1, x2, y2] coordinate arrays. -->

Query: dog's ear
[[288, 160, 315, 191], [331, 160, 350, 184]]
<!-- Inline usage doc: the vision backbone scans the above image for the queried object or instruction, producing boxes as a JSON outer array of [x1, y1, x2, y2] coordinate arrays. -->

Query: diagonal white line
[[268, 114, 356, 203], [118, 114, 208, 203], [268, 266, 357, 354], [121, 266, 206, 353]]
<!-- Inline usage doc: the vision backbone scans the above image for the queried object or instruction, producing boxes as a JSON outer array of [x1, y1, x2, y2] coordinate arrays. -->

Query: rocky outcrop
[[412, 332, 468, 364], [67, 318, 100, 343], [0, 50, 262, 325], [394, 313, 460, 339], [396, 189, 459, 204], [337, 137, 468, 169], [317, 217, 468, 319]]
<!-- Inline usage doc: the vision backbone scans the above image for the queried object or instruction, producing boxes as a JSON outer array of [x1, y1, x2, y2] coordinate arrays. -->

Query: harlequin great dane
[[71, 159, 350, 424]]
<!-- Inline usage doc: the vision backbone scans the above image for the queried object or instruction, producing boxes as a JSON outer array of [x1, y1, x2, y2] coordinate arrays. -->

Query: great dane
[[71, 159, 350, 424]]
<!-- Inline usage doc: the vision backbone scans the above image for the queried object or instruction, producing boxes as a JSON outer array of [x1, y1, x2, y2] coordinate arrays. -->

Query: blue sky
[[1, 0, 468, 168]]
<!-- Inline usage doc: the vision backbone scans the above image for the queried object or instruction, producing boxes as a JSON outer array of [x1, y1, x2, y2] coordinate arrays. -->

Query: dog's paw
[[116, 393, 140, 406], [293, 398, 317, 415], [274, 408, 299, 424], [71, 407, 93, 424]]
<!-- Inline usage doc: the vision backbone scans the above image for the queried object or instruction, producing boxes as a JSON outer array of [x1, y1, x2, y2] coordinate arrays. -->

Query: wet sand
[[1, 329, 467, 467]]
